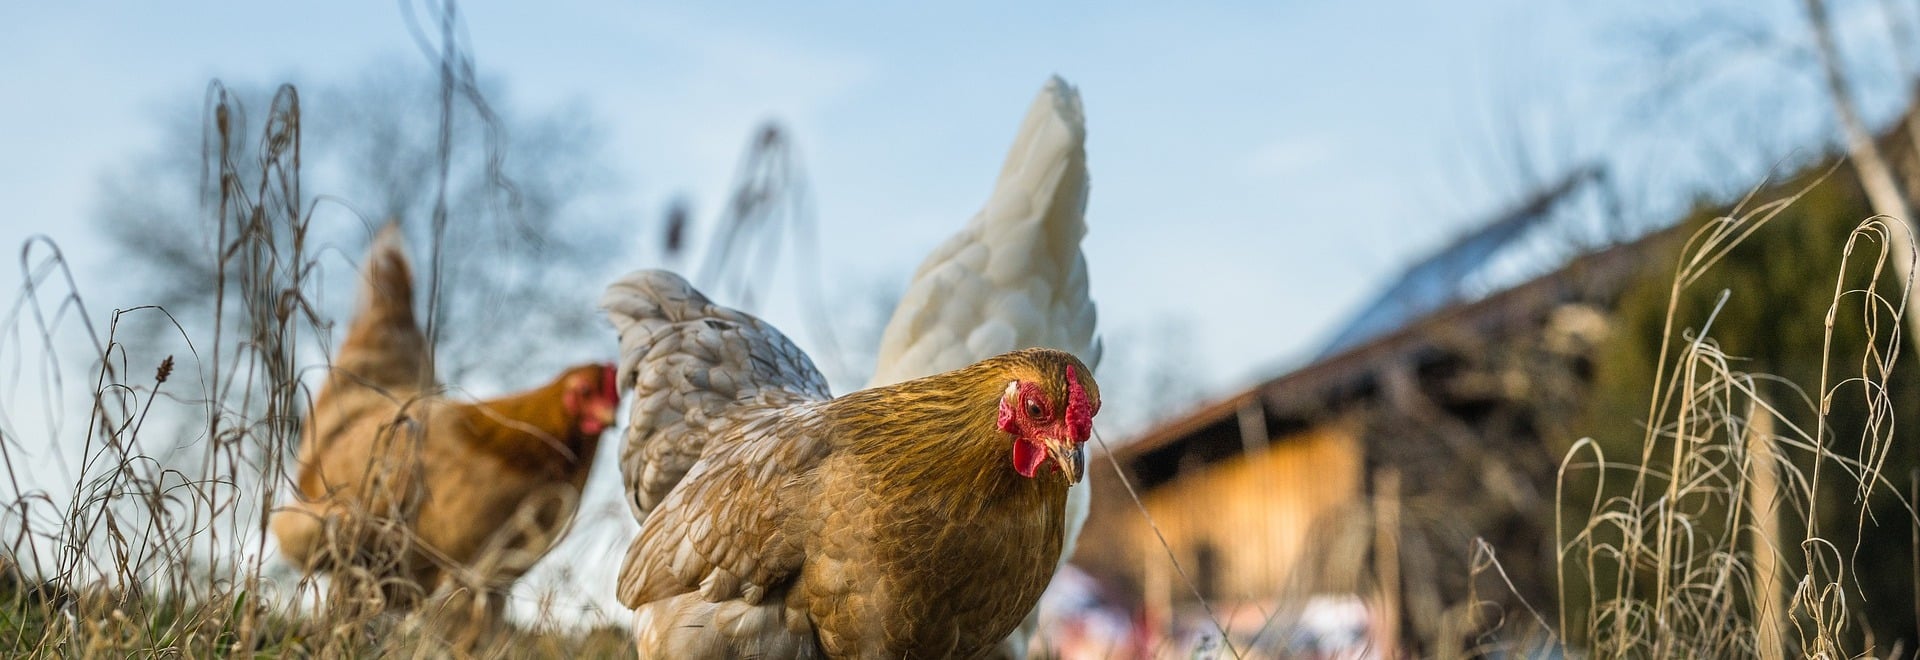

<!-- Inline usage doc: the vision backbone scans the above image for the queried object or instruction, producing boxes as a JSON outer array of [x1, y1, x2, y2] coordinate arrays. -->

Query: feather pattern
[[601, 269, 831, 522]]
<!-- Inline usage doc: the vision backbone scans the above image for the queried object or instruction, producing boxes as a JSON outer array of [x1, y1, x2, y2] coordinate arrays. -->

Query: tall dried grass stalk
[[1555, 182, 1918, 657]]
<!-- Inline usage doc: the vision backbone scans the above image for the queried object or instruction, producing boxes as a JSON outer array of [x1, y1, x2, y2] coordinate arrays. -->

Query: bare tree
[[93, 63, 632, 390], [1609, 2, 1920, 346], [1802, 0, 1920, 349]]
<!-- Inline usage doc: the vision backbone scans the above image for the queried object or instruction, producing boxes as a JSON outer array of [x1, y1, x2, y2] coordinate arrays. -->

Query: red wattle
[[1013, 438, 1046, 478]]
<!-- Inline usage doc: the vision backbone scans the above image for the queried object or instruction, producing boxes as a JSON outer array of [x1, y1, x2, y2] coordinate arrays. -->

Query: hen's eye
[[1025, 400, 1045, 420]]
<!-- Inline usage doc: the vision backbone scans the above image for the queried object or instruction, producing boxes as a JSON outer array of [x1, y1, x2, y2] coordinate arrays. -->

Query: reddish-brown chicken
[[270, 224, 618, 622], [602, 269, 1100, 659]]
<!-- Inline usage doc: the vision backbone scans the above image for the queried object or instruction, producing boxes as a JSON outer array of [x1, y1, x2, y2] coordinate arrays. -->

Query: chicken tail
[[996, 75, 1089, 252], [333, 222, 433, 392], [869, 76, 1101, 388]]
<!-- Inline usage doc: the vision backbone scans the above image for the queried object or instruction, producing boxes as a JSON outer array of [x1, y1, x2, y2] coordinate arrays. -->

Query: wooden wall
[[1079, 422, 1363, 631]]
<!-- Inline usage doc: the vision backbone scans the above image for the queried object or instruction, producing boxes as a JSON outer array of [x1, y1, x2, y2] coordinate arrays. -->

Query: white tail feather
[[869, 76, 1099, 389]]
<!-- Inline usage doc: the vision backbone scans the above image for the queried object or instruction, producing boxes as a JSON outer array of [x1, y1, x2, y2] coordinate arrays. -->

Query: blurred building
[[1069, 170, 1674, 657]]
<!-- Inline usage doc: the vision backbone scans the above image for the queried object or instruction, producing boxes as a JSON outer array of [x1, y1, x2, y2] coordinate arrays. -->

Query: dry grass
[[1553, 183, 1920, 658], [0, 62, 631, 659], [0, 5, 831, 653]]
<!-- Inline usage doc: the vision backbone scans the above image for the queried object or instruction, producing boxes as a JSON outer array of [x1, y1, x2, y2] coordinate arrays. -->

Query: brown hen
[[270, 224, 617, 629], [602, 269, 1100, 659]]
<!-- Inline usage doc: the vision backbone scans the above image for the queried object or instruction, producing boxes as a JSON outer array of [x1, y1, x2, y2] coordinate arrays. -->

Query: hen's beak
[[1045, 438, 1085, 485], [583, 402, 617, 436]]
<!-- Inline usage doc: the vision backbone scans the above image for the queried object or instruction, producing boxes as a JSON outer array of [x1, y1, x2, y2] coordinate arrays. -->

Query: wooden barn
[[1071, 174, 1673, 655]]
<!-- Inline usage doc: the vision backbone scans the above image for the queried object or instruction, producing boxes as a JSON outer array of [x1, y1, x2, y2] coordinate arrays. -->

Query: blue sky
[[0, 1, 1904, 407]]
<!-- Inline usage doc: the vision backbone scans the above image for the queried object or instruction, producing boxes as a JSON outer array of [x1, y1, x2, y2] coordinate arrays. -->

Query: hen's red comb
[[1065, 364, 1094, 443]]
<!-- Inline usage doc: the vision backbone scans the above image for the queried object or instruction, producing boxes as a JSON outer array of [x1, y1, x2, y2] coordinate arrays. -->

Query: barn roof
[[1316, 165, 1607, 358], [1111, 221, 1677, 492]]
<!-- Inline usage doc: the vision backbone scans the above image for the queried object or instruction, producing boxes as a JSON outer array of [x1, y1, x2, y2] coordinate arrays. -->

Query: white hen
[[866, 75, 1099, 659]]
